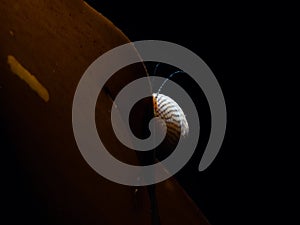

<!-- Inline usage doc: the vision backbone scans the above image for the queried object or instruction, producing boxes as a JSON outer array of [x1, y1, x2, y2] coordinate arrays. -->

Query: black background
[[84, 1, 278, 225]]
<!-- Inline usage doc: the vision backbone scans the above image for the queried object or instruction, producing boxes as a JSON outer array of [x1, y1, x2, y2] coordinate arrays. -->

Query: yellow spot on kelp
[[9, 30, 14, 37], [7, 55, 49, 102]]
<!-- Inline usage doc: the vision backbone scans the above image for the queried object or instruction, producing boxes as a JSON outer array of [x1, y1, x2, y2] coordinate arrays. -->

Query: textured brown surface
[[0, 1, 209, 224]]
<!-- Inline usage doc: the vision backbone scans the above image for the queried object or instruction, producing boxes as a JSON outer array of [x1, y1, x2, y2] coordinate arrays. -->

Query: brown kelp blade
[[0, 1, 210, 224]]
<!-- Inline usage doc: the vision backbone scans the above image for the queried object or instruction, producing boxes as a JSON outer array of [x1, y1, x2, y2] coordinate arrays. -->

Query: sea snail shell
[[152, 93, 189, 144]]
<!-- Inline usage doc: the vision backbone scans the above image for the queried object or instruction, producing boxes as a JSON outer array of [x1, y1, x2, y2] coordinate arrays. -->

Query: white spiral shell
[[152, 93, 189, 144]]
